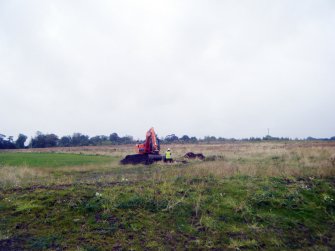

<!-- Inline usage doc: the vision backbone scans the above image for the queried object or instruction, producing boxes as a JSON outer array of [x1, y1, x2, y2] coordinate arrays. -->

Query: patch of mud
[[5, 181, 139, 193], [0, 236, 27, 251], [7, 184, 73, 193]]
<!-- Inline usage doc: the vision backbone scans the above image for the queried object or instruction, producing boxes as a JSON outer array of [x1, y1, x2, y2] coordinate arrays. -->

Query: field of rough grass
[[1, 142, 335, 250]]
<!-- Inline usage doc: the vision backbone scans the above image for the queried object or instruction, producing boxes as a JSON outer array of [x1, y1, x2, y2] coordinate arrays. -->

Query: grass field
[[0, 142, 335, 250], [0, 152, 115, 168]]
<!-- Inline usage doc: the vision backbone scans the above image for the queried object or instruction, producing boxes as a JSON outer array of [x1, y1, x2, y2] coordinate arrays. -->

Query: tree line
[[0, 132, 134, 149], [1, 132, 335, 149]]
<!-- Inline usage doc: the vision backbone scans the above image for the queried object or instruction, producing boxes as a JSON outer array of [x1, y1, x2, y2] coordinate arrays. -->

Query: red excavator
[[120, 127, 163, 165]]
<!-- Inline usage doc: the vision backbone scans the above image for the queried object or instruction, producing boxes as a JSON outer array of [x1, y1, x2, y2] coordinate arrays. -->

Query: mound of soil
[[184, 152, 205, 160]]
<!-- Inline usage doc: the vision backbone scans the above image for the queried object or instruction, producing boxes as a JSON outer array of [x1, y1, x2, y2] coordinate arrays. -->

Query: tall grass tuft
[[0, 166, 47, 188]]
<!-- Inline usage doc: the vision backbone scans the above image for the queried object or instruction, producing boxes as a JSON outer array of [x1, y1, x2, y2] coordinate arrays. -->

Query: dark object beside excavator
[[184, 152, 205, 160]]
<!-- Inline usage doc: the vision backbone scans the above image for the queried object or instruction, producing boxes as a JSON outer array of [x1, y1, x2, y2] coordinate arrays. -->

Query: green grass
[[0, 176, 334, 250], [0, 152, 115, 168]]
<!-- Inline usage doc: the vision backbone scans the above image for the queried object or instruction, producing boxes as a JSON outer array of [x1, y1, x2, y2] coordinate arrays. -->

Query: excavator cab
[[137, 144, 146, 154]]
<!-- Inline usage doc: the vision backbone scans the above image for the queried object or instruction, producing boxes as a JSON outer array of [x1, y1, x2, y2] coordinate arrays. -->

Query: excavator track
[[120, 154, 163, 165]]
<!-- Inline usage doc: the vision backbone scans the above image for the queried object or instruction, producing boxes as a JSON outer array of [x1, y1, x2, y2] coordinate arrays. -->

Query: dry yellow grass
[[1, 141, 334, 188], [0, 166, 48, 188], [330, 153, 335, 166], [161, 142, 335, 177], [155, 141, 335, 179]]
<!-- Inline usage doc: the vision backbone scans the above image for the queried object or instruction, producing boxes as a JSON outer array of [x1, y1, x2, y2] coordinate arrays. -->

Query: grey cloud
[[1, 0, 334, 139]]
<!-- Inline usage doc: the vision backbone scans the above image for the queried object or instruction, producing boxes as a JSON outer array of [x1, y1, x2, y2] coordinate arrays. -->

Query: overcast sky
[[1, 0, 334, 140]]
